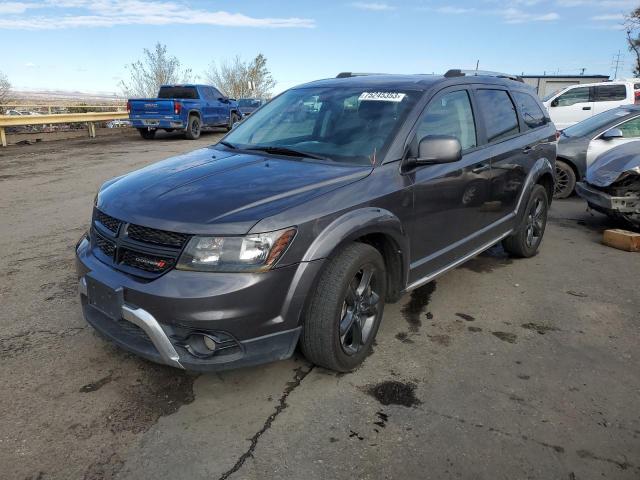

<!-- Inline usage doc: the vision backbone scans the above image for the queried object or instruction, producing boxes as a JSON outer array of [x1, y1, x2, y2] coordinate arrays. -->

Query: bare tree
[[626, 6, 640, 77], [204, 54, 276, 100], [120, 43, 193, 98], [0, 71, 12, 106]]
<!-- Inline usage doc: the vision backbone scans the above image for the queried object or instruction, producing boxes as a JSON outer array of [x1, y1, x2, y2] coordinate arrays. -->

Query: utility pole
[[475, 60, 479, 71], [579, 67, 585, 76], [612, 51, 623, 79]]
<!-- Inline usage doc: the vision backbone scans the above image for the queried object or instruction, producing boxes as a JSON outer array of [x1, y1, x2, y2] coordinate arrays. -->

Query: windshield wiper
[[218, 140, 237, 149], [245, 145, 329, 161]]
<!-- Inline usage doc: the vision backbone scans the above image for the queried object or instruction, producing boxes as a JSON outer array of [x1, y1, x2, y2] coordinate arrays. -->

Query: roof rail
[[444, 69, 524, 83], [336, 72, 385, 78]]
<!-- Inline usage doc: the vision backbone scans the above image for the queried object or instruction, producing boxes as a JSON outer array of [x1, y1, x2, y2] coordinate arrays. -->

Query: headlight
[[176, 228, 296, 272]]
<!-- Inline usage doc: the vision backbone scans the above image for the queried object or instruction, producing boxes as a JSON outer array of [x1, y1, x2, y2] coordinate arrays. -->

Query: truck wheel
[[138, 128, 156, 140], [554, 160, 576, 199], [502, 184, 548, 258], [300, 243, 387, 372], [227, 112, 240, 131], [185, 115, 201, 140]]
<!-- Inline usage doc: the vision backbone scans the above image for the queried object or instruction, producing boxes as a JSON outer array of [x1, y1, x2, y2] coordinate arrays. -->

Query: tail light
[[126, 100, 131, 114], [174, 101, 182, 115], [634, 90, 640, 104]]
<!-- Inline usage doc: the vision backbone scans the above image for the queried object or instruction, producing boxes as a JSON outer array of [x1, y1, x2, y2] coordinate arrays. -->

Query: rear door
[[592, 84, 630, 115], [210, 87, 227, 125], [201, 87, 218, 126], [586, 114, 640, 166], [407, 87, 497, 282], [547, 86, 594, 129], [473, 88, 531, 224]]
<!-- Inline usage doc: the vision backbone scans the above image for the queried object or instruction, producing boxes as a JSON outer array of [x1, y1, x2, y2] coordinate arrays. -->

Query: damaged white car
[[576, 141, 640, 229]]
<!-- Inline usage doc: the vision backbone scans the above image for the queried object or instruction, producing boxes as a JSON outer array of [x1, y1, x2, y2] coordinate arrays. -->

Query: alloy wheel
[[525, 197, 545, 248], [339, 265, 380, 356]]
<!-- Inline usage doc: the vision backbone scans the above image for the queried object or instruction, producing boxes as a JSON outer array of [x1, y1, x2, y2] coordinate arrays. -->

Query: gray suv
[[75, 71, 556, 372]]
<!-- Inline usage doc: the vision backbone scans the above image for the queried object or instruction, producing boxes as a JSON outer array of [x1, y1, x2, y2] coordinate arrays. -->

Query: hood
[[586, 141, 640, 187], [97, 147, 371, 235]]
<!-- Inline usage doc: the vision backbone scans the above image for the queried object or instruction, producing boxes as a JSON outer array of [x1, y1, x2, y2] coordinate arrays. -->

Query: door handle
[[522, 146, 533, 154], [582, 106, 591, 111], [472, 163, 490, 174]]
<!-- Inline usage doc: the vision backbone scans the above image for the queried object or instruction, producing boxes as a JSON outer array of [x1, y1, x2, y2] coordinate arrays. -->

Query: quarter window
[[595, 85, 627, 102], [554, 87, 590, 107], [476, 89, 519, 143], [618, 116, 640, 138], [416, 90, 477, 151], [512, 91, 547, 129]]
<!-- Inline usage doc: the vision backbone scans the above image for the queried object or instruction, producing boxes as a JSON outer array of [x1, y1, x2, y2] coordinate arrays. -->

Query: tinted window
[[555, 87, 590, 107], [595, 84, 626, 102], [416, 90, 477, 150], [513, 91, 546, 129], [619, 116, 640, 138], [157, 86, 199, 99], [476, 89, 519, 143]]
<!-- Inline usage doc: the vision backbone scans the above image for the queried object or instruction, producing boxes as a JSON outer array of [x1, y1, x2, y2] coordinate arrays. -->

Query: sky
[[0, 0, 638, 96]]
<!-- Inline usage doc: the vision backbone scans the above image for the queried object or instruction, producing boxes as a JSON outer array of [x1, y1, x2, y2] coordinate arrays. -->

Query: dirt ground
[[0, 131, 638, 480]]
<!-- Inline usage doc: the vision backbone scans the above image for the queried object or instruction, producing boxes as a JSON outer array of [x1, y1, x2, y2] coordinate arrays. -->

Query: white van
[[543, 79, 640, 130]]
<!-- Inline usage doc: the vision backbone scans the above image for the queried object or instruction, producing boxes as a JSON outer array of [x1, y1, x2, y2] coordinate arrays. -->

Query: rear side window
[[619, 116, 640, 138], [475, 89, 519, 143], [512, 91, 547, 129], [595, 84, 626, 102], [416, 90, 477, 150], [157, 86, 199, 99], [554, 87, 590, 106]]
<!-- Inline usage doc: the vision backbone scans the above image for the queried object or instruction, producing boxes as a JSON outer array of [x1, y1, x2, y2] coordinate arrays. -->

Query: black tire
[[138, 128, 156, 140], [300, 243, 387, 372], [226, 112, 240, 131], [185, 115, 201, 140], [503, 184, 548, 258], [554, 160, 576, 199]]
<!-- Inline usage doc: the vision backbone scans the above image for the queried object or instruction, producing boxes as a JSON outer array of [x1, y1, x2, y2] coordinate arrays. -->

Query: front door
[[586, 114, 640, 166], [406, 88, 495, 283], [548, 86, 594, 129]]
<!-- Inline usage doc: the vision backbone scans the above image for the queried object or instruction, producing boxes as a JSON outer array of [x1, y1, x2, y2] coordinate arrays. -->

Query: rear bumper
[[75, 237, 323, 371], [129, 117, 184, 130], [576, 182, 639, 213]]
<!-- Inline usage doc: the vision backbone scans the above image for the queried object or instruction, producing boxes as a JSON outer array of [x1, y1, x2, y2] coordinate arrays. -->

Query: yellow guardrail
[[0, 111, 129, 147]]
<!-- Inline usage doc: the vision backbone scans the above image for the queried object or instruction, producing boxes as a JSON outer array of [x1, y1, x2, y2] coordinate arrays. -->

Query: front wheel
[[503, 184, 548, 258], [300, 243, 387, 372], [138, 128, 156, 140]]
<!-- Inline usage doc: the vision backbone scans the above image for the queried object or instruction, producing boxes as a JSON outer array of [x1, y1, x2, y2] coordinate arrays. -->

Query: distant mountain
[[10, 88, 126, 105]]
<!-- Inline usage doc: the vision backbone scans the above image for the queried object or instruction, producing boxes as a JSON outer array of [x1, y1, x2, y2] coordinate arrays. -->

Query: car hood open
[[97, 147, 371, 235], [586, 141, 640, 187]]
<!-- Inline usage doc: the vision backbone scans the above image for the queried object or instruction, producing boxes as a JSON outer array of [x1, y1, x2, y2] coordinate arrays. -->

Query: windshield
[[562, 108, 631, 137], [222, 86, 419, 165], [238, 99, 261, 108], [542, 88, 564, 102]]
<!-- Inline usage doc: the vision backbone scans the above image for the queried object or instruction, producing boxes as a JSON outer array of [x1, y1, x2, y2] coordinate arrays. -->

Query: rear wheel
[[300, 243, 386, 372], [138, 128, 156, 140], [503, 184, 548, 258], [185, 115, 201, 140], [554, 160, 576, 199]]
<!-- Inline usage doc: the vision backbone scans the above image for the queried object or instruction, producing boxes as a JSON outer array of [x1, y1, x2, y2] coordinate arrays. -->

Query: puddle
[[366, 380, 422, 407], [521, 323, 559, 335], [401, 282, 436, 332], [459, 244, 513, 273], [468, 326, 482, 333], [455, 313, 475, 322], [492, 331, 517, 343]]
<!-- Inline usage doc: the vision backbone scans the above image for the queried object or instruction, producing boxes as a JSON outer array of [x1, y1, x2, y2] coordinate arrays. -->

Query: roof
[[296, 73, 527, 91], [521, 75, 609, 79]]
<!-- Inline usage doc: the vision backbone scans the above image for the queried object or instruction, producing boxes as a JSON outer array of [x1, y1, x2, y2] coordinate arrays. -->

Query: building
[[521, 75, 610, 98]]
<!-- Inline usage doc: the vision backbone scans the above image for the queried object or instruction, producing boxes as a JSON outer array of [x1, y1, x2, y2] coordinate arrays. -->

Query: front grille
[[94, 233, 116, 258], [120, 248, 175, 273], [116, 319, 153, 344], [127, 224, 187, 248], [95, 210, 121, 233], [90, 208, 187, 278]]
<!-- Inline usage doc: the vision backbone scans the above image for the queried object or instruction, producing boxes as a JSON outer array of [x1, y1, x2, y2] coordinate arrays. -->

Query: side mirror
[[218, 97, 229, 103], [407, 135, 462, 168], [601, 128, 623, 140], [550, 99, 559, 107]]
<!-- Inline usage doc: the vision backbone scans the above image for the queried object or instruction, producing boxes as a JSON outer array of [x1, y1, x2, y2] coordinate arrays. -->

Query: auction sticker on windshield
[[359, 92, 407, 102]]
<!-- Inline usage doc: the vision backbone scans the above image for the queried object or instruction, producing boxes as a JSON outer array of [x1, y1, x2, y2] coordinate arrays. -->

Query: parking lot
[[0, 132, 638, 480]]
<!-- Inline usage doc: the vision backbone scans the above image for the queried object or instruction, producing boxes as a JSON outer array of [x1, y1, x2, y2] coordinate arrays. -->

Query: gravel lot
[[0, 131, 638, 480]]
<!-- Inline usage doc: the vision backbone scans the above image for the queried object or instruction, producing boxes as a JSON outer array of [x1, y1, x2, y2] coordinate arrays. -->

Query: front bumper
[[575, 182, 639, 213], [75, 238, 323, 371]]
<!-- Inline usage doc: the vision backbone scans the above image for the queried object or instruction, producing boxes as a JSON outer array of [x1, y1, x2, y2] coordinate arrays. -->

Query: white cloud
[[350, 2, 395, 11], [0, 0, 315, 29], [500, 8, 560, 23], [0, 2, 40, 14], [591, 13, 625, 21], [435, 6, 476, 14], [24, 62, 37, 68]]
